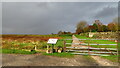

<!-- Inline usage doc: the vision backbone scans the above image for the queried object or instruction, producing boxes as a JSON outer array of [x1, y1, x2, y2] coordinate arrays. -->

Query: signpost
[[47, 39, 58, 53], [47, 39, 58, 44]]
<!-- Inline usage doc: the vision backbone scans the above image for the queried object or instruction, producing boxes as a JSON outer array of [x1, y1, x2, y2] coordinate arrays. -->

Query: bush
[[37, 42, 47, 49], [21, 46, 34, 49]]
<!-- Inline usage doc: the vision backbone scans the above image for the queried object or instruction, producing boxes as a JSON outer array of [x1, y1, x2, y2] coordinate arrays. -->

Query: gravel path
[[2, 54, 99, 66], [72, 35, 85, 47]]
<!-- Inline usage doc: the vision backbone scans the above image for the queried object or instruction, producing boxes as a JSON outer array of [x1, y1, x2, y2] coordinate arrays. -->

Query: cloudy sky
[[2, 2, 118, 34]]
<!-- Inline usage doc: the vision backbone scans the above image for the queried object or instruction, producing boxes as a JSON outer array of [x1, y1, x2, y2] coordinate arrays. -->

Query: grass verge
[[1, 49, 36, 54], [101, 55, 118, 62], [75, 35, 117, 48], [43, 52, 74, 58]]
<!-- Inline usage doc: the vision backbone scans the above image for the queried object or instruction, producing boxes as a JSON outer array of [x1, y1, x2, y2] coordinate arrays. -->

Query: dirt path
[[2, 54, 99, 66], [72, 35, 118, 66], [72, 35, 86, 47]]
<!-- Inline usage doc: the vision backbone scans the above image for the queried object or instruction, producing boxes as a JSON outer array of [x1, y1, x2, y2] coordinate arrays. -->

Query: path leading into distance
[[72, 35, 118, 66]]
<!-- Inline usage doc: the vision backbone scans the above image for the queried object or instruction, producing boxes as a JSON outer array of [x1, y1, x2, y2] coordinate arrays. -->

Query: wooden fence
[[63, 39, 118, 56]]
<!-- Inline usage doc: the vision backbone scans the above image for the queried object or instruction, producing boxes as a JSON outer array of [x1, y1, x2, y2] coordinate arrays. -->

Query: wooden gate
[[63, 39, 118, 56]]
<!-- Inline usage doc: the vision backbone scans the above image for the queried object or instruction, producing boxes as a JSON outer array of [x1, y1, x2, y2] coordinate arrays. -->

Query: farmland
[[1, 34, 118, 63], [1, 34, 72, 55], [75, 35, 117, 48]]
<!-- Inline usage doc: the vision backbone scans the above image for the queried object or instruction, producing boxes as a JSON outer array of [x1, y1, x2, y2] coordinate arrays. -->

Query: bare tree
[[76, 21, 88, 34]]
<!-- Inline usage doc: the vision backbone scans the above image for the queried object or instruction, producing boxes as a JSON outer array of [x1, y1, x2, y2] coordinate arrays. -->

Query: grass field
[[2, 34, 72, 54], [75, 35, 117, 48], [53, 34, 72, 47], [1, 34, 118, 62]]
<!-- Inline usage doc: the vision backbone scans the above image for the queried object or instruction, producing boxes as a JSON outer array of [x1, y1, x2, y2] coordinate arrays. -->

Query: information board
[[47, 39, 58, 44]]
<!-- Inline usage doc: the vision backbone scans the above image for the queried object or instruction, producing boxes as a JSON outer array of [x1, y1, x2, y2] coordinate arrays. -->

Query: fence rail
[[71, 53, 110, 56], [66, 47, 117, 50], [64, 38, 118, 56], [65, 39, 117, 40], [66, 50, 117, 54], [66, 43, 117, 45]]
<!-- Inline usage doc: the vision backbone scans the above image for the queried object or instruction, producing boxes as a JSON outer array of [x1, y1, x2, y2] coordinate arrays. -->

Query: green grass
[[75, 35, 118, 62], [43, 52, 74, 58], [2, 34, 73, 55], [51, 34, 72, 47], [75, 35, 117, 48], [59, 34, 72, 39], [75, 35, 91, 39], [101, 55, 118, 62], [83, 40, 116, 44], [75, 35, 116, 44], [1, 49, 36, 54], [90, 45, 117, 48]]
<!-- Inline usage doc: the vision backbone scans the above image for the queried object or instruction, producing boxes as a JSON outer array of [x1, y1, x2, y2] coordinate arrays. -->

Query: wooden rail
[[66, 47, 117, 50], [65, 39, 117, 40], [64, 38, 118, 56], [66, 43, 117, 45], [64, 39, 118, 56], [71, 53, 110, 56], [66, 50, 117, 54]]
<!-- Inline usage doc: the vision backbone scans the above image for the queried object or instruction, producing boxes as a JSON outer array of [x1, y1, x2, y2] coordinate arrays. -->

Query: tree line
[[57, 17, 120, 35], [76, 19, 119, 34]]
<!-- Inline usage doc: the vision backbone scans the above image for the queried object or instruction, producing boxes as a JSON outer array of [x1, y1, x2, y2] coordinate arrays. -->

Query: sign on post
[[47, 39, 58, 44], [47, 38, 58, 53]]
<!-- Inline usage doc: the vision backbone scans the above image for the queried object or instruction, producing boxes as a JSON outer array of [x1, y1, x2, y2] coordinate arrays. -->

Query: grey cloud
[[2, 2, 118, 34], [0, 2, 2, 34], [94, 7, 117, 18]]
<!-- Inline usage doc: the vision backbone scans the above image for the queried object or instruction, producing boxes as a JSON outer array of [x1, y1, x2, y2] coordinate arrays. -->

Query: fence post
[[117, 41, 119, 58], [63, 40, 66, 52], [52, 44, 54, 53], [88, 40, 90, 55]]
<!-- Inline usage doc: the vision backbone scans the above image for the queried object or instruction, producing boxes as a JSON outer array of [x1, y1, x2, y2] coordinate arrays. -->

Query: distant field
[[1, 34, 118, 62], [75, 35, 117, 48], [57, 34, 72, 47]]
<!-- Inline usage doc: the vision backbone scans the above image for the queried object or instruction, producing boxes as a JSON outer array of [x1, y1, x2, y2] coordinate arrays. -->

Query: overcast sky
[[2, 2, 118, 34]]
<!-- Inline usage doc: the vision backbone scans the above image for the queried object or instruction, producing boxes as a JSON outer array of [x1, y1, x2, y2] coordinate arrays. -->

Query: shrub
[[21, 46, 34, 49], [37, 42, 47, 49]]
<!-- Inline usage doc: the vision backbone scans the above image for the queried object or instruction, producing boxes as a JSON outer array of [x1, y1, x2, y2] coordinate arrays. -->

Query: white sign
[[47, 39, 58, 44]]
